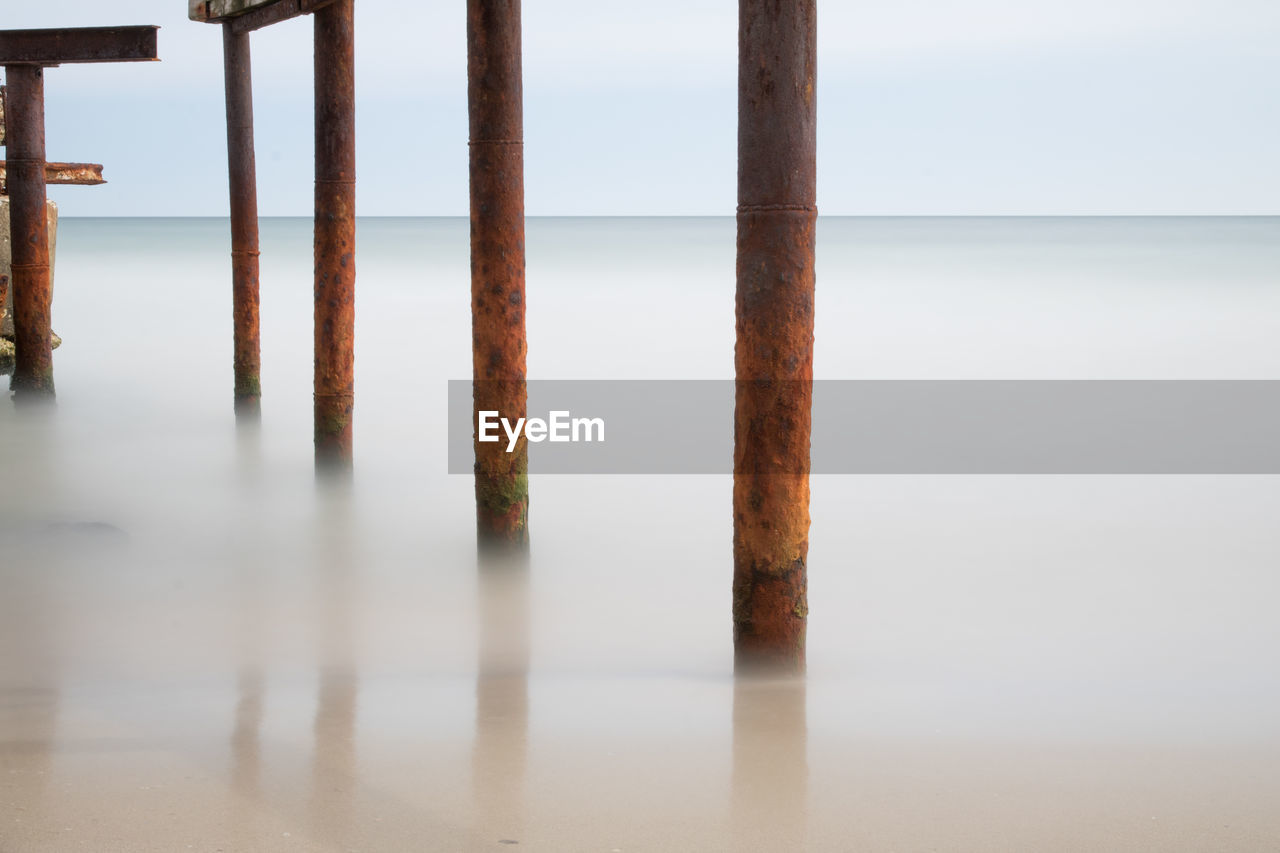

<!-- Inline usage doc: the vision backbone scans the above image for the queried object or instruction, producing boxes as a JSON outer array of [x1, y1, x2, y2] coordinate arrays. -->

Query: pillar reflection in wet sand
[[309, 478, 359, 847], [1, 416, 67, 836], [229, 418, 265, 824], [0, 560, 60, 831], [230, 667, 264, 798], [471, 557, 530, 843], [0, 686, 60, 834], [731, 676, 809, 849]]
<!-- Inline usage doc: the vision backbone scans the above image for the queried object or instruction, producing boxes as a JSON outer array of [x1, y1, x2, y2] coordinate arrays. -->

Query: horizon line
[[54, 213, 1280, 220]]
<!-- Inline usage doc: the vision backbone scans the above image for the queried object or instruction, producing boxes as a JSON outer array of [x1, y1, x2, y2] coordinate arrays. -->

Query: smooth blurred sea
[[5, 214, 1280, 673], [2, 217, 1279, 849]]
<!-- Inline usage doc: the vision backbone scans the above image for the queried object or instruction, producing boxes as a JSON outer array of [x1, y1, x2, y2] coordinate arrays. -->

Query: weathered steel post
[[733, 0, 817, 673], [222, 24, 262, 419], [467, 0, 529, 550], [4, 64, 54, 399], [313, 0, 356, 468], [192, 1, 355, 466]]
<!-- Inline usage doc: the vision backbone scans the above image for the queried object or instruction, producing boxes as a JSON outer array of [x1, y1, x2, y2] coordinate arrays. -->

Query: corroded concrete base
[[0, 332, 60, 375]]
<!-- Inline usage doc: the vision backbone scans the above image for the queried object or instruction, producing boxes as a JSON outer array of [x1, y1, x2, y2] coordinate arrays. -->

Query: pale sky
[[5, 1, 1278, 216]]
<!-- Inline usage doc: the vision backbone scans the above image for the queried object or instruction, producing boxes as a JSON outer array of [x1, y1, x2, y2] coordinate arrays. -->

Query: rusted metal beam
[[190, 0, 340, 35], [312, 0, 355, 468], [189, 0, 282, 21], [232, 0, 339, 36], [733, 0, 817, 673], [36, 162, 103, 185], [0, 85, 5, 146], [0, 162, 104, 188], [222, 23, 262, 419], [4, 64, 55, 398], [468, 0, 529, 552], [0, 26, 158, 65]]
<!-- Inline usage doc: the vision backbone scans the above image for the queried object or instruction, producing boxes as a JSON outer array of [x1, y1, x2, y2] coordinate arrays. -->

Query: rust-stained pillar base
[[313, 0, 355, 469], [5, 64, 55, 400], [468, 0, 529, 553], [223, 23, 262, 421], [733, 0, 817, 674]]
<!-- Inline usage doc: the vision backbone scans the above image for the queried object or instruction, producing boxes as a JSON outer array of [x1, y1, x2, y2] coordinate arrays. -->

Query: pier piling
[[312, 0, 356, 468], [222, 24, 262, 420], [194, 1, 356, 467], [3, 64, 54, 399], [733, 0, 817, 673], [468, 0, 529, 551]]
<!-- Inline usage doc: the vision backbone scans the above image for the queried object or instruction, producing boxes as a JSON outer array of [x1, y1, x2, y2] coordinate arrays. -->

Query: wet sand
[[3, 465, 1279, 851], [3, 668, 1279, 851]]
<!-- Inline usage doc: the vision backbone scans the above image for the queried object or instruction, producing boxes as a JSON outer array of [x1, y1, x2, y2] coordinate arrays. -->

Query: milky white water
[[2, 217, 1278, 851]]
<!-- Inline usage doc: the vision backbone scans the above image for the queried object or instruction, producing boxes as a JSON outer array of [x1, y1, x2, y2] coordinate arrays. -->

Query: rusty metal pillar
[[222, 24, 262, 420], [733, 0, 817, 673], [468, 0, 529, 551], [313, 0, 355, 468], [4, 64, 54, 400]]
